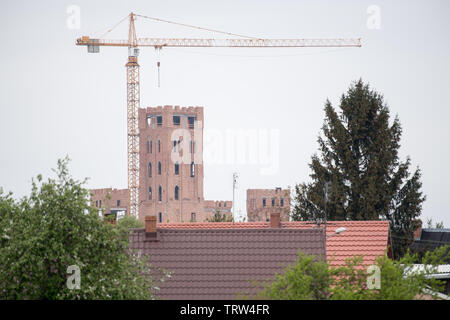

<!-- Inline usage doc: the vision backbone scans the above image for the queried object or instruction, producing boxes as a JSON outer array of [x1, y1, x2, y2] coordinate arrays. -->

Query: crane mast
[[125, 13, 140, 218], [76, 12, 361, 220]]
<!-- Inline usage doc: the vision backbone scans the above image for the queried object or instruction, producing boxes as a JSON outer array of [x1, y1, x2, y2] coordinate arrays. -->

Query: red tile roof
[[158, 220, 391, 267]]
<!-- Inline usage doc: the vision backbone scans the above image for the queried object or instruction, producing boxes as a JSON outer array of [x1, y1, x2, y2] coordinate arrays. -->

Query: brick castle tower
[[90, 106, 232, 223], [138, 105, 205, 223]]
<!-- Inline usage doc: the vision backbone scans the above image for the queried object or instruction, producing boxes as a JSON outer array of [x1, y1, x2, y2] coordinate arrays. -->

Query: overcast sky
[[1, 0, 449, 225]]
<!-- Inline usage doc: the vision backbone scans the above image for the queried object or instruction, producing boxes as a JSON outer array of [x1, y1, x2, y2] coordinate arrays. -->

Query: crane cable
[[135, 13, 259, 39], [96, 12, 261, 88], [97, 14, 130, 39]]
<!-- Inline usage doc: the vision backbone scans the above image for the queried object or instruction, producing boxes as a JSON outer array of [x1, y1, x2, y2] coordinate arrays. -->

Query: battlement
[[247, 188, 290, 196], [246, 188, 291, 222], [204, 200, 232, 209], [142, 105, 203, 115], [139, 105, 204, 130], [90, 188, 129, 196]]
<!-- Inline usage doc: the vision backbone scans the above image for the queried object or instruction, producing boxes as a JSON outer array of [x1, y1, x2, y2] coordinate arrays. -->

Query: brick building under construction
[[91, 105, 291, 223], [91, 105, 232, 223]]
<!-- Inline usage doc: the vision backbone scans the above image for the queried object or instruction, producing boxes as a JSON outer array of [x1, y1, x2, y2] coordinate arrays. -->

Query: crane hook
[[155, 46, 162, 87]]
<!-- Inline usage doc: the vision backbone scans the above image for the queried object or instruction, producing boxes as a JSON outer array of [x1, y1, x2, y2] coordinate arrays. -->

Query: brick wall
[[246, 188, 291, 222], [90, 188, 129, 215], [91, 105, 231, 223], [138, 105, 207, 223]]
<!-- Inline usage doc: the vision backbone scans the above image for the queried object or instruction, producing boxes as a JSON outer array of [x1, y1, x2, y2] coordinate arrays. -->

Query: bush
[[259, 248, 449, 300], [0, 157, 166, 299]]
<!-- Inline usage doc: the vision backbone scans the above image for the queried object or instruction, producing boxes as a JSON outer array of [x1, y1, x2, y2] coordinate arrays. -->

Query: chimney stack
[[413, 219, 422, 240], [145, 215, 157, 233], [270, 212, 281, 228]]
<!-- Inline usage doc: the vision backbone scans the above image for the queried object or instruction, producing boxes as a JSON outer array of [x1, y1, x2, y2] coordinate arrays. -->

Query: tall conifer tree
[[292, 79, 425, 258]]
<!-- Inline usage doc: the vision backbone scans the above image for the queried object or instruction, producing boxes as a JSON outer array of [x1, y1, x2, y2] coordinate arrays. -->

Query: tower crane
[[76, 12, 361, 219]]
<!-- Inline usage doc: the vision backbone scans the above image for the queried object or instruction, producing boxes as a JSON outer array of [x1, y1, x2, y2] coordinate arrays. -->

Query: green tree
[[206, 209, 233, 222], [259, 249, 448, 300], [425, 217, 444, 229], [0, 157, 166, 299], [292, 79, 425, 258], [116, 215, 144, 231], [258, 252, 330, 300]]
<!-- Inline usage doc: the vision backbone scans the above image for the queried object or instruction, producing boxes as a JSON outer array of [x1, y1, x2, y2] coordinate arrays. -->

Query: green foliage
[[425, 217, 445, 229], [259, 249, 448, 300], [257, 252, 330, 300], [421, 245, 450, 265], [0, 157, 165, 299], [329, 253, 443, 300], [292, 79, 425, 258], [206, 209, 234, 222], [103, 214, 116, 223], [330, 256, 375, 300], [116, 215, 144, 231], [374, 254, 427, 300]]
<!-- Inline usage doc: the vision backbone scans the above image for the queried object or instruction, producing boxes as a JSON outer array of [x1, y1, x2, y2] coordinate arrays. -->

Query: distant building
[[91, 188, 129, 219], [203, 200, 232, 218], [411, 224, 450, 263], [246, 188, 290, 222], [406, 264, 450, 296], [91, 105, 231, 223]]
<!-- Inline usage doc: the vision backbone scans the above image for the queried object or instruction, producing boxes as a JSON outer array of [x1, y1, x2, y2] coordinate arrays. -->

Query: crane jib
[[76, 18, 361, 220], [77, 37, 362, 50]]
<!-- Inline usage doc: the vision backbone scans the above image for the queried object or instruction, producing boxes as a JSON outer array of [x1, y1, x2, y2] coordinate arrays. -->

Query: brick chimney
[[145, 215, 157, 233], [270, 212, 281, 228], [144, 215, 159, 241], [413, 219, 422, 240]]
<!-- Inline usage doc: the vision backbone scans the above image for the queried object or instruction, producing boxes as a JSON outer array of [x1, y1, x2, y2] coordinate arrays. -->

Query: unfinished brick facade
[[204, 200, 232, 220], [90, 188, 129, 216], [91, 105, 232, 223], [139, 105, 206, 223], [246, 188, 291, 222]]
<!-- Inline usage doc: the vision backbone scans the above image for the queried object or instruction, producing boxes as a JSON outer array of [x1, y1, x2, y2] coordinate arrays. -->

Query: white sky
[[0, 0, 449, 225]]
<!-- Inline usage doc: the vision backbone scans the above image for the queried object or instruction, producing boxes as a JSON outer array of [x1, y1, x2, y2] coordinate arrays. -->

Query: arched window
[[158, 186, 162, 202], [158, 140, 161, 153], [262, 198, 266, 207], [174, 162, 179, 175], [148, 162, 152, 177], [271, 198, 275, 207], [280, 198, 284, 207], [148, 187, 152, 200], [174, 186, 179, 200], [158, 161, 162, 175], [190, 162, 195, 177], [147, 136, 151, 153], [150, 140, 152, 153]]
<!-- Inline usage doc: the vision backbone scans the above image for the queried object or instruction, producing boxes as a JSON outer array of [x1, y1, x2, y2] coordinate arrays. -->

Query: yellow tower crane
[[76, 12, 361, 219]]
